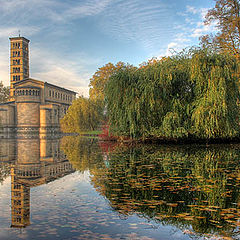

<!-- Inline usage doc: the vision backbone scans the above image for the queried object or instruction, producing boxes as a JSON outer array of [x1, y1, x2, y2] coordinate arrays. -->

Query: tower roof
[[9, 37, 30, 43]]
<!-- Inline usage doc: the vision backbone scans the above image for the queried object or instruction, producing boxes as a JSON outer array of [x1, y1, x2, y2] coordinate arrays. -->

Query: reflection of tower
[[11, 168, 30, 228], [6, 137, 74, 228], [10, 138, 40, 228]]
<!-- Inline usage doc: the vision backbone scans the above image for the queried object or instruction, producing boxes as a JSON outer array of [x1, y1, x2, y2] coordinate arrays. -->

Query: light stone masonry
[[0, 36, 76, 135]]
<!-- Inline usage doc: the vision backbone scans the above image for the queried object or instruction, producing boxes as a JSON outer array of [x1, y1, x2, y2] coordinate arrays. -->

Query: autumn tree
[[200, 0, 240, 59], [60, 97, 103, 133], [88, 62, 125, 102]]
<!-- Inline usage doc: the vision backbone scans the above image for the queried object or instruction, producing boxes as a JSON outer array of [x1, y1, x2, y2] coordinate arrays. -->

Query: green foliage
[[60, 97, 104, 133], [0, 82, 9, 103], [105, 49, 240, 140], [191, 51, 240, 138]]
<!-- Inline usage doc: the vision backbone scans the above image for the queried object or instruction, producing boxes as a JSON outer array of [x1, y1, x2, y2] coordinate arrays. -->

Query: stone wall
[[39, 104, 61, 134], [16, 102, 40, 127], [0, 105, 15, 127], [44, 84, 76, 105]]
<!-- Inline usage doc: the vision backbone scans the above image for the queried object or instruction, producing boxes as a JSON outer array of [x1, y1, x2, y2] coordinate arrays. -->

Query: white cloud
[[96, 0, 175, 52], [165, 42, 178, 56], [0, 26, 40, 40], [0, 0, 112, 23], [191, 23, 209, 38], [161, 4, 216, 57], [186, 5, 198, 15], [186, 5, 210, 20], [200, 8, 210, 20], [165, 39, 189, 56], [30, 47, 100, 97], [63, 0, 113, 21]]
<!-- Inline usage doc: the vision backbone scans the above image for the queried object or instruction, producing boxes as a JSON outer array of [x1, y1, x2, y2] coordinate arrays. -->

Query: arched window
[[32, 90, 35, 95], [29, 90, 32, 95], [26, 90, 28, 95]]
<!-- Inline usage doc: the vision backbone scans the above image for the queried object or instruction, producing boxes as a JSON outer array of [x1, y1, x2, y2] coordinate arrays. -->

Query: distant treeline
[[105, 49, 240, 141]]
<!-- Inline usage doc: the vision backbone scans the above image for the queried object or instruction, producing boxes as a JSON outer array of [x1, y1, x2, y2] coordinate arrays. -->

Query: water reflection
[[61, 137, 240, 239], [0, 137, 75, 228], [1, 136, 240, 239]]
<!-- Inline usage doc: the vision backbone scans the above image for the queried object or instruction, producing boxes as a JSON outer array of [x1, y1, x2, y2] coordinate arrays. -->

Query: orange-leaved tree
[[200, 0, 240, 59], [89, 62, 125, 102]]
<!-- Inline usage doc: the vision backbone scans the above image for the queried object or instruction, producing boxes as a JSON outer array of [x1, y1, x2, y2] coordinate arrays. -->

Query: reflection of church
[[0, 138, 75, 228]]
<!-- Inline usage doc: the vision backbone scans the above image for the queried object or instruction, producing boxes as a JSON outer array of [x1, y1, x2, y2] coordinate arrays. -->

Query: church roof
[[13, 78, 77, 94]]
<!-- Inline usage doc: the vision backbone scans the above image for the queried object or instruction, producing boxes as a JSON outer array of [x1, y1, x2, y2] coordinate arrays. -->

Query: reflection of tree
[[62, 137, 240, 238], [0, 162, 11, 184], [103, 145, 239, 237], [60, 136, 104, 173]]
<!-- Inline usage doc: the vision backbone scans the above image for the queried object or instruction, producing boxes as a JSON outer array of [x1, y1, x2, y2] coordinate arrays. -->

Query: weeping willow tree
[[190, 51, 240, 139], [105, 49, 240, 141]]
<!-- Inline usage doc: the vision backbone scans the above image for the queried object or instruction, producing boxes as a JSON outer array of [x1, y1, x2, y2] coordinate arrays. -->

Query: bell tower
[[9, 36, 30, 100]]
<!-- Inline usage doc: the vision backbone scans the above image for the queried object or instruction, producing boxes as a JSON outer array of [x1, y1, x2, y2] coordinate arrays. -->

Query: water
[[0, 136, 240, 240]]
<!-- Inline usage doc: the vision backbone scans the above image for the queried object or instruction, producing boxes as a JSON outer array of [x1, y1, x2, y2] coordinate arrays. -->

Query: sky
[[0, 0, 216, 96]]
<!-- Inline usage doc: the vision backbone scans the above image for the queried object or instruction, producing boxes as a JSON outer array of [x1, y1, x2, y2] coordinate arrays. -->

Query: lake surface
[[0, 136, 240, 240]]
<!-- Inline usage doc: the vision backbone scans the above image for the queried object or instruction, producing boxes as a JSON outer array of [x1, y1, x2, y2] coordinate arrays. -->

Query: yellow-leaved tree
[[60, 97, 103, 133]]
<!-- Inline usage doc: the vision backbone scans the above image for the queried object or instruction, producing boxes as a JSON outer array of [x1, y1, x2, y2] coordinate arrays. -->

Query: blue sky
[[0, 0, 216, 96]]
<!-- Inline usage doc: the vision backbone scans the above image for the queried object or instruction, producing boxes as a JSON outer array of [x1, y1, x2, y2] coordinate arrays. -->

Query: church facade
[[0, 36, 76, 135]]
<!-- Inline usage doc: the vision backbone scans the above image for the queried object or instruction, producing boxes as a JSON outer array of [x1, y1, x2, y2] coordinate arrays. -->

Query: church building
[[0, 36, 77, 135]]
